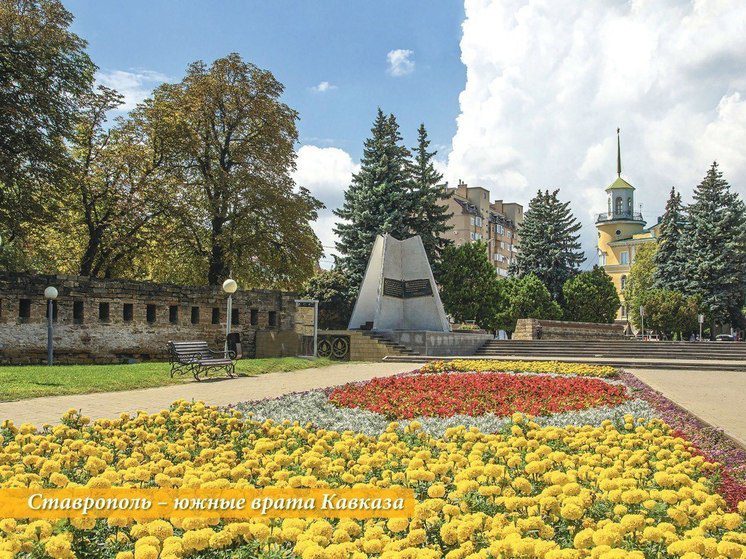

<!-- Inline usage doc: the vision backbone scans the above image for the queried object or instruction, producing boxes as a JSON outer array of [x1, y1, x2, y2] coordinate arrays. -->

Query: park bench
[[167, 340, 236, 381]]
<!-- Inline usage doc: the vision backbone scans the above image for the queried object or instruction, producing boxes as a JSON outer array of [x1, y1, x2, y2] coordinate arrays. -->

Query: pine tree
[[334, 109, 413, 289], [510, 189, 585, 302], [438, 241, 502, 331], [407, 124, 453, 271], [654, 187, 688, 291], [682, 162, 746, 330]]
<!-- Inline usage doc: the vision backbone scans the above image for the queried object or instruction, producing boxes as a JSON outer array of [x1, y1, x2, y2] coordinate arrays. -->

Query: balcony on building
[[595, 210, 645, 224]]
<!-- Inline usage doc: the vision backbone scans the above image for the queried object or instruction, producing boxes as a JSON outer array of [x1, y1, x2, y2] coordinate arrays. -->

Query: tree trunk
[[79, 228, 103, 277], [207, 217, 229, 285]]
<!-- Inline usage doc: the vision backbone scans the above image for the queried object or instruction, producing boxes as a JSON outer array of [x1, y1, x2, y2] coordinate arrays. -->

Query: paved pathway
[[629, 368, 746, 447], [0, 362, 418, 426]]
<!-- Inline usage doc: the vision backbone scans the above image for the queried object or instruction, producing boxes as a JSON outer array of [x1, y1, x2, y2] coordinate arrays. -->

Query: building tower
[[596, 129, 647, 321]]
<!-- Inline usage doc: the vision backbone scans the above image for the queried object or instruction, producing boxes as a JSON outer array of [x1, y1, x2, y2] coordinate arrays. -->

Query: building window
[[146, 304, 156, 323], [475, 216, 482, 227], [621, 305, 627, 318], [608, 197, 611, 213], [268, 311, 277, 328], [191, 306, 200, 324], [211, 307, 220, 324], [123, 303, 133, 322], [620, 251, 629, 265], [19, 299, 31, 320], [620, 275, 627, 290], [169, 305, 178, 324], [628, 197, 633, 211], [231, 308, 240, 325], [73, 301, 84, 324], [98, 302, 110, 322], [250, 309, 259, 326]]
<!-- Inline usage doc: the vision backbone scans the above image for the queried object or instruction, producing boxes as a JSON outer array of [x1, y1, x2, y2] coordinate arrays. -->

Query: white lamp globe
[[222, 279, 238, 294], [44, 286, 58, 300]]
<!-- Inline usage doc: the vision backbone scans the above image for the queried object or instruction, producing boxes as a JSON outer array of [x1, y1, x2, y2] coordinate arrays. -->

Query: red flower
[[328, 372, 628, 420]]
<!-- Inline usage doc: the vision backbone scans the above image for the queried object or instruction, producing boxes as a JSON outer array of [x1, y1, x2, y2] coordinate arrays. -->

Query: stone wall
[[387, 331, 492, 356], [0, 273, 297, 364], [513, 318, 624, 340]]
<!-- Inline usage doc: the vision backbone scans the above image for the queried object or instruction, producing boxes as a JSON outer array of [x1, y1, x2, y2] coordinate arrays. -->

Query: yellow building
[[596, 130, 660, 322]]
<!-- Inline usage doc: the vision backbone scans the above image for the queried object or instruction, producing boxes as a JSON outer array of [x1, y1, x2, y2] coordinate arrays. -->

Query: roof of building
[[605, 176, 635, 191]]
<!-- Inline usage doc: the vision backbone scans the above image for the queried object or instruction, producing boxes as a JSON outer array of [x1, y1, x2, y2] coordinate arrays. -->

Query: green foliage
[[630, 288, 698, 338], [511, 189, 585, 302], [623, 242, 657, 325], [334, 109, 415, 289], [497, 274, 562, 333], [303, 268, 355, 329], [438, 241, 502, 331], [654, 187, 688, 292], [0, 0, 95, 248], [407, 123, 453, 273], [334, 113, 455, 292], [562, 266, 620, 323], [141, 54, 323, 288], [681, 162, 746, 329]]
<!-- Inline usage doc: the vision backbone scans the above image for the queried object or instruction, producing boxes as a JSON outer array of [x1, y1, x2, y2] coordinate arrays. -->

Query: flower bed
[[621, 371, 746, 512], [419, 359, 618, 378], [329, 372, 628, 419], [1, 402, 744, 559]]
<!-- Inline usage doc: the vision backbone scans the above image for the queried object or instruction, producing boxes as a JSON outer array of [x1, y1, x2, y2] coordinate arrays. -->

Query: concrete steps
[[361, 331, 420, 356], [476, 340, 746, 361], [382, 354, 746, 372]]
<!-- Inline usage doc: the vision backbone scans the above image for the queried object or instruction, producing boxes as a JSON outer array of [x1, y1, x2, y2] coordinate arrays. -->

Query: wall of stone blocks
[[513, 318, 624, 340], [0, 273, 297, 364]]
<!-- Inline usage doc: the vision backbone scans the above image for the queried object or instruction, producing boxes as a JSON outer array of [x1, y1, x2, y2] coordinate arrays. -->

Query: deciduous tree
[[496, 274, 562, 333], [562, 266, 620, 323], [0, 0, 95, 257], [145, 54, 323, 287], [438, 241, 502, 331]]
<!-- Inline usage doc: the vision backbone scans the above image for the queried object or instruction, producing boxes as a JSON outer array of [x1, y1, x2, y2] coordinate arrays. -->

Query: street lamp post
[[44, 286, 58, 366], [222, 279, 238, 353]]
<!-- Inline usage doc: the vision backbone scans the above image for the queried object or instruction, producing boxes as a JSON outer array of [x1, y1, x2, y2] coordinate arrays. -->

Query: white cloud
[[96, 69, 170, 111], [310, 81, 338, 93], [387, 49, 415, 77], [293, 145, 360, 268], [447, 0, 746, 264]]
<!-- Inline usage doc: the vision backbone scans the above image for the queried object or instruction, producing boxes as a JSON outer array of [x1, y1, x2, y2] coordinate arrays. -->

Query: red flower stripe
[[329, 372, 628, 420]]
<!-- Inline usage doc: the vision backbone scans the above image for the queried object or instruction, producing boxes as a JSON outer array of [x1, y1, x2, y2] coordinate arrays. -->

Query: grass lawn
[[0, 357, 334, 402]]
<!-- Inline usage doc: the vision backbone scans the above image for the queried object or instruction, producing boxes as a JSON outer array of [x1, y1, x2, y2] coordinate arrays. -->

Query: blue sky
[[65, 1, 746, 267], [67, 0, 465, 161]]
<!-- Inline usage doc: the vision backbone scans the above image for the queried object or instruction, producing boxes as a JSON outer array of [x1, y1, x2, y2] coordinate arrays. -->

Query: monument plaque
[[348, 234, 450, 332]]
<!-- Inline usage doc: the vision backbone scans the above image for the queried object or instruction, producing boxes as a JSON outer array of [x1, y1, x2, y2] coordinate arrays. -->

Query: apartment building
[[443, 181, 523, 277]]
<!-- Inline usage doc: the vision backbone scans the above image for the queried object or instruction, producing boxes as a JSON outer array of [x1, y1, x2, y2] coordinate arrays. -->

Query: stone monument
[[348, 234, 450, 332]]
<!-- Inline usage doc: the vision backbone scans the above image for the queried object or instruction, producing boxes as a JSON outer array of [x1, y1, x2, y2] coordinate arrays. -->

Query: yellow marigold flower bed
[[0, 401, 744, 559], [419, 359, 618, 378]]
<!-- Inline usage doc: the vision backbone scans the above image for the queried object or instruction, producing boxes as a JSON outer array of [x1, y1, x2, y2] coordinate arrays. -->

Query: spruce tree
[[334, 109, 413, 289], [510, 189, 585, 302], [654, 187, 687, 291], [407, 124, 453, 271], [682, 162, 746, 330]]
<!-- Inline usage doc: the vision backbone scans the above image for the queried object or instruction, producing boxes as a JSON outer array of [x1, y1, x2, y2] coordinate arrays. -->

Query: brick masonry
[[0, 273, 298, 364], [513, 318, 624, 340]]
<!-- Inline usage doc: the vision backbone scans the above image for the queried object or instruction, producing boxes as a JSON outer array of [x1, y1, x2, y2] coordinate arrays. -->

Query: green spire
[[617, 127, 621, 177]]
